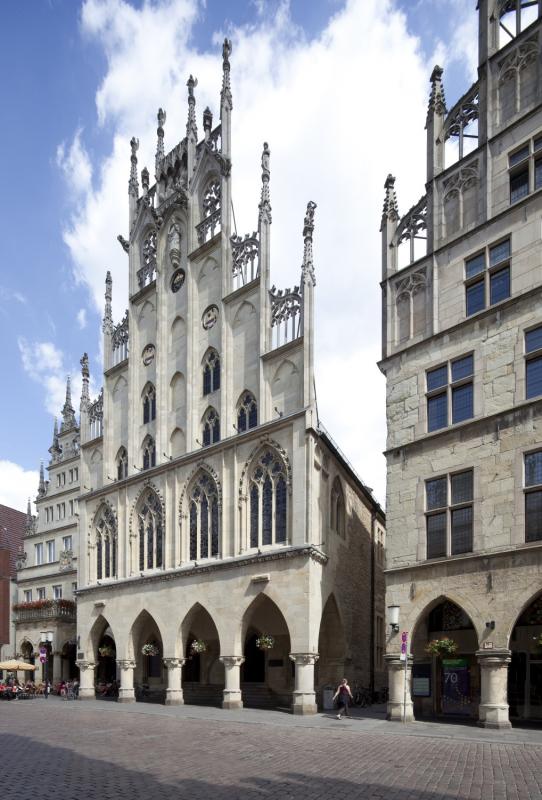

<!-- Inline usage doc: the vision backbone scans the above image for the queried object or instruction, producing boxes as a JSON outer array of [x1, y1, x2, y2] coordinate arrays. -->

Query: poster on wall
[[412, 663, 431, 697], [442, 658, 471, 716]]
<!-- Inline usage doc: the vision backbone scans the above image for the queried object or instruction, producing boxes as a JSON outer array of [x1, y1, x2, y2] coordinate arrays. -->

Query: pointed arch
[[317, 593, 347, 688], [93, 501, 117, 580], [232, 299, 256, 328], [142, 382, 156, 424], [90, 448, 102, 463], [138, 298, 155, 322], [112, 374, 128, 396], [186, 469, 221, 560], [202, 347, 220, 395], [170, 315, 185, 346], [129, 609, 164, 690], [170, 371, 185, 412], [272, 358, 298, 383], [179, 462, 222, 517], [197, 255, 219, 284], [170, 427, 185, 458], [88, 614, 116, 660], [410, 594, 480, 655], [240, 443, 290, 549], [330, 476, 346, 537], [141, 434, 156, 470], [132, 485, 164, 571], [236, 390, 258, 433], [238, 439, 292, 502], [116, 446, 128, 480], [201, 406, 220, 446]]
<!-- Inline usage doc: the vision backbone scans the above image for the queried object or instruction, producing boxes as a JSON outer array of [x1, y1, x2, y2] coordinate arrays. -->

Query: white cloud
[[58, 0, 457, 505], [0, 461, 39, 513], [56, 128, 93, 198], [77, 308, 88, 329], [18, 338, 95, 418]]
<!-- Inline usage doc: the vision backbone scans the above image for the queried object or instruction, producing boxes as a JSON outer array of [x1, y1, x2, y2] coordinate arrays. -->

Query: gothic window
[[203, 350, 220, 395], [202, 178, 221, 217], [95, 504, 117, 581], [330, 476, 346, 537], [237, 392, 258, 433], [249, 449, 288, 549], [143, 384, 156, 424], [116, 447, 128, 480], [498, 1, 539, 49], [142, 436, 156, 470], [137, 489, 163, 571], [189, 472, 220, 560], [138, 228, 157, 289], [202, 408, 220, 447]]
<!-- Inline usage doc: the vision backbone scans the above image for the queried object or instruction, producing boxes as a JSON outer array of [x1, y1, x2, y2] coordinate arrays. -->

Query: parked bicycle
[[352, 683, 372, 707]]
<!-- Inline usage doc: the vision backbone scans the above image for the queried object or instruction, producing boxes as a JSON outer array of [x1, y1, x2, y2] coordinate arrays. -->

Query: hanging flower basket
[[141, 643, 159, 657], [190, 640, 207, 655], [425, 638, 458, 657], [256, 634, 275, 651], [98, 645, 116, 658], [532, 633, 542, 648]]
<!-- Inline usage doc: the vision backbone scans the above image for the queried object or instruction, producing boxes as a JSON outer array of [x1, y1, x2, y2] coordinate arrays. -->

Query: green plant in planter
[[190, 640, 207, 655], [256, 634, 275, 651], [141, 643, 159, 657], [425, 637, 458, 657]]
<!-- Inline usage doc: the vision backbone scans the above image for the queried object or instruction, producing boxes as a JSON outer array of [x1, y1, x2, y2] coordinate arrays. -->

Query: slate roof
[[0, 504, 26, 577]]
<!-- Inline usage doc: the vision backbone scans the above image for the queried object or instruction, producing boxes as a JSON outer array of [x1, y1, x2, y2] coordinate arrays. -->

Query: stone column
[[220, 656, 244, 709], [163, 658, 185, 705], [290, 653, 318, 715], [117, 659, 136, 703], [385, 654, 414, 722], [75, 660, 96, 700], [52, 651, 63, 684], [477, 649, 511, 729]]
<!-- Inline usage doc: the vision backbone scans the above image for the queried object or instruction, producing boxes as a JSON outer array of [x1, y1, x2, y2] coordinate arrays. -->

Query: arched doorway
[[411, 598, 479, 720], [90, 617, 118, 699], [509, 593, 542, 721], [317, 594, 347, 703], [241, 594, 292, 709], [20, 641, 35, 683], [180, 603, 223, 706], [61, 641, 79, 681], [130, 610, 165, 703]]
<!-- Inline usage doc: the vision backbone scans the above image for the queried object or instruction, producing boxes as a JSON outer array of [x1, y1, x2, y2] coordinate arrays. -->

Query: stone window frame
[[36, 587, 46, 600], [329, 475, 346, 538], [46, 539, 56, 563], [524, 449, 542, 543], [142, 383, 157, 425], [52, 584, 62, 600], [426, 352, 474, 433], [23, 589, 32, 603], [425, 469, 474, 559], [464, 236, 511, 318], [62, 535, 72, 552], [508, 134, 542, 204], [525, 324, 542, 400]]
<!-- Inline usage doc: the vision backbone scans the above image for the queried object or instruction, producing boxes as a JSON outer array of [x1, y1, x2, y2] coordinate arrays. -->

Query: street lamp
[[388, 605, 400, 633]]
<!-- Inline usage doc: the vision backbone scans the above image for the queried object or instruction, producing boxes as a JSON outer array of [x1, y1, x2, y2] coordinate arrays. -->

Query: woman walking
[[333, 678, 353, 719]]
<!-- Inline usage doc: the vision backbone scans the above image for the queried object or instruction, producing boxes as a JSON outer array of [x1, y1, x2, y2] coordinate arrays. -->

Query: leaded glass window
[[143, 384, 156, 424], [202, 408, 220, 447], [188, 472, 220, 560], [95, 503, 117, 581], [117, 447, 128, 480], [525, 451, 542, 543], [142, 437, 156, 470], [330, 476, 346, 537], [203, 350, 220, 395], [425, 470, 473, 559], [237, 392, 258, 433], [248, 449, 288, 548], [137, 490, 163, 571]]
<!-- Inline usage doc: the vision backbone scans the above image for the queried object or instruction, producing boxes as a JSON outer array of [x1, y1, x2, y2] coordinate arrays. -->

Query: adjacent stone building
[[13, 383, 80, 683], [75, 42, 385, 711], [0, 503, 25, 661], [380, 1, 542, 727]]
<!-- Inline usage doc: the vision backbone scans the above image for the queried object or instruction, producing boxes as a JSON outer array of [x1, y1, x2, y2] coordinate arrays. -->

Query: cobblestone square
[[2, 699, 542, 800]]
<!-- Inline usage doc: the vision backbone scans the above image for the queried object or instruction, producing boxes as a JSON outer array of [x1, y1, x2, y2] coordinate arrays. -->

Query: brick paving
[[1, 699, 542, 799]]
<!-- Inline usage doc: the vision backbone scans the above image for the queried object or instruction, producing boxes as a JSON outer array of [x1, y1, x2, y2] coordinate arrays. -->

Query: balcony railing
[[13, 600, 76, 624]]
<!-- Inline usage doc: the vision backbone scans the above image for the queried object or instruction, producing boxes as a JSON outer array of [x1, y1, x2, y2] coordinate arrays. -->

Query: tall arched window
[[143, 384, 156, 424], [249, 449, 288, 548], [137, 489, 163, 571], [142, 436, 156, 470], [202, 408, 220, 447], [202, 350, 220, 395], [237, 391, 258, 432], [330, 476, 346, 537], [95, 504, 117, 581], [189, 472, 220, 560], [116, 447, 128, 480]]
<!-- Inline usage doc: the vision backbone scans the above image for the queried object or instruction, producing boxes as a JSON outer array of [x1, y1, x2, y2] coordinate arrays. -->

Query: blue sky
[[1, 0, 478, 510]]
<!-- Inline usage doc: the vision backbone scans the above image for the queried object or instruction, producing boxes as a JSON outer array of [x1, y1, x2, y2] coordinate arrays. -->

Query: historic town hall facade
[[74, 42, 385, 711]]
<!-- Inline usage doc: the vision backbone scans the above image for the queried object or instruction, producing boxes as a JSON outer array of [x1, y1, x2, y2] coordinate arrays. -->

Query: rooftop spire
[[60, 376, 77, 432], [49, 417, 61, 462], [203, 107, 213, 141], [38, 460, 46, 496], [221, 38, 233, 112], [155, 108, 166, 177], [381, 174, 399, 223], [301, 201, 317, 286], [427, 65, 446, 119], [128, 136, 139, 197], [186, 75, 198, 139], [258, 142, 272, 224], [80, 352, 90, 412], [103, 270, 113, 333]]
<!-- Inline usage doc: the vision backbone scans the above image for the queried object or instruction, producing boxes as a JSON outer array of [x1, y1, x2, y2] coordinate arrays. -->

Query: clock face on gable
[[142, 344, 156, 366], [170, 269, 185, 293]]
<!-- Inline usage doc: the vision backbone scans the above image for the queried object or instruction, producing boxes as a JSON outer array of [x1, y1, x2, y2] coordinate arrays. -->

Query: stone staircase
[[182, 683, 223, 707], [241, 683, 291, 710]]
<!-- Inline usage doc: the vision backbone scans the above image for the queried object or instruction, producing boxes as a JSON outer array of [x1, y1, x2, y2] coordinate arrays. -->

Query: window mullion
[[271, 475, 277, 544], [258, 483, 263, 547]]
